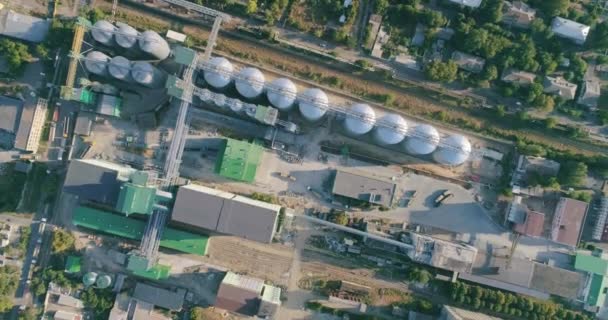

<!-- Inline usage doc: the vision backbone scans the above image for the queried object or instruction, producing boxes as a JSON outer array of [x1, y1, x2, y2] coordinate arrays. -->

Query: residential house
[[451, 51, 485, 73], [543, 76, 578, 100], [551, 17, 590, 45], [501, 69, 536, 85], [502, 1, 536, 29], [577, 80, 600, 109]]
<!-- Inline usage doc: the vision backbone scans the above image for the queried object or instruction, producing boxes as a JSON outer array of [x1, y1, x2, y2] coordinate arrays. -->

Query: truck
[[434, 190, 453, 207], [276, 171, 296, 181]]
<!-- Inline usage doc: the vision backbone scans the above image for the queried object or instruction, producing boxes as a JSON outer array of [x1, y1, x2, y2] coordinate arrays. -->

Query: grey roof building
[[14, 98, 48, 153], [501, 69, 536, 85], [445, 0, 482, 8], [132, 283, 185, 311], [577, 80, 600, 109], [214, 272, 281, 318], [502, 1, 536, 29], [74, 112, 94, 136], [171, 184, 281, 243], [0, 9, 50, 43], [63, 159, 136, 205], [543, 76, 578, 100], [451, 51, 485, 73], [441, 305, 502, 320], [0, 96, 22, 134], [331, 170, 396, 207], [551, 17, 590, 45]]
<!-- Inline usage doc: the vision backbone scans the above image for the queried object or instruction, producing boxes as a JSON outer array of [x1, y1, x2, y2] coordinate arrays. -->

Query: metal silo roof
[[91, 20, 114, 45], [404, 124, 440, 155], [108, 56, 132, 81], [267, 77, 297, 111], [298, 88, 328, 121], [433, 134, 471, 166], [115, 22, 138, 49], [138, 30, 170, 60], [373, 113, 407, 145], [84, 51, 109, 76], [344, 103, 375, 135], [235, 67, 265, 98], [204, 57, 233, 89]]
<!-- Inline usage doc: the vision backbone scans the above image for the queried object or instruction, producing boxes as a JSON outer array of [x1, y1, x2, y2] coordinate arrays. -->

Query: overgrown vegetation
[[250, 192, 277, 204], [0, 266, 20, 312], [0, 164, 27, 212], [0, 39, 32, 75], [51, 229, 75, 254]]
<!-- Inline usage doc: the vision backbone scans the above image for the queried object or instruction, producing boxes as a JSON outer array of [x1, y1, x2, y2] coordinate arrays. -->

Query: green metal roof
[[115, 183, 156, 216], [173, 46, 196, 65], [166, 75, 185, 99], [65, 256, 81, 273], [127, 255, 171, 280], [79, 89, 96, 105], [130, 171, 149, 186], [73, 206, 209, 255], [215, 138, 263, 183], [575, 252, 608, 275], [588, 274, 608, 307]]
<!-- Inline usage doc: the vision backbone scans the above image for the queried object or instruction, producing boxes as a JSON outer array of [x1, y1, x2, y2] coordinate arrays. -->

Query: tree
[[0, 39, 32, 74], [0, 296, 12, 313], [246, 0, 258, 15], [559, 161, 588, 186], [422, 9, 447, 28], [589, 22, 608, 50], [482, 65, 498, 81], [86, 8, 106, 23], [408, 268, 432, 285], [496, 105, 506, 117], [331, 211, 348, 225], [35, 45, 49, 60], [51, 229, 75, 254], [18, 307, 39, 320], [479, 0, 503, 23], [532, 94, 555, 112], [190, 307, 206, 320], [374, 0, 389, 15], [545, 117, 557, 129], [536, 0, 570, 16], [425, 60, 458, 82]]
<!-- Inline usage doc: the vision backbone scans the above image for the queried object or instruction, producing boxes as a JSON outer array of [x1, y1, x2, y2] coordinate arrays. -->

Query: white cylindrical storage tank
[[235, 67, 265, 99], [131, 61, 166, 88], [138, 30, 170, 60], [373, 113, 407, 145], [433, 134, 471, 166], [298, 88, 328, 122], [204, 57, 233, 89], [108, 56, 132, 82], [215, 94, 227, 108], [404, 124, 440, 155], [83, 272, 98, 286], [344, 103, 375, 136], [96, 274, 112, 289], [91, 20, 115, 46], [267, 78, 297, 111], [115, 22, 138, 50], [84, 51, 110, 76], [229, 99, 243, 113]]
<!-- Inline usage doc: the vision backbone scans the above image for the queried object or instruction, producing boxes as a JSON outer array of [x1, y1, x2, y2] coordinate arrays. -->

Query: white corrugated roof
[[0, 9, 50, 43], [447, 0, 482, 8], [222, 272, 264, 292], [551, 17, 590, 43]]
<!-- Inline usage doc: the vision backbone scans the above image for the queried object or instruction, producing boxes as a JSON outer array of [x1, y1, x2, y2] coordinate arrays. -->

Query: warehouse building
[[331, 170, 396, 208], [215, 272, 281, 318], [63, 159, 137, 205], [171, 184, 281, 243], [574, 250, 608, 315], [133, 283, 185, 311], [551, 197, 588, 247], [0, 95, 22, 149], [0, 7, 50, 43], [215, 138, 263, 183]]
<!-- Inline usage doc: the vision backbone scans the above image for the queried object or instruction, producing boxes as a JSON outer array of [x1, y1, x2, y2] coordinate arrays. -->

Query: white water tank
[[138, 30, 170, 60], [344, 103, 375, 136], [84, 51, 110, 76], [433, 134, 471, 166], [373, 113, 407, 145], [235, 67, 265, 99], [91, 20, 115, 46], [108, 56, 132, 82], [404, 124, 440, 155], [267, 78, 297, 111], [115, 22, 139, 50], [204, 57, 233, 89], [131, 61, 166, 88], [298, 88, 328, 122]]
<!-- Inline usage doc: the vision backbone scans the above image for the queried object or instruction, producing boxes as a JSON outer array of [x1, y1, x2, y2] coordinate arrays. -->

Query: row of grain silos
[[84, 51, 166, 88], [201, 56, 472, 166], [91, 20, 171, 61]]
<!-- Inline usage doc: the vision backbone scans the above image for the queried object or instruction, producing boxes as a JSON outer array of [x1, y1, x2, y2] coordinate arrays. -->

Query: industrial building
[[42, 283, 85, 320], [109, 291, 172, 320], [440, 305, 502, 320], [72, 205, 209, 256], [0, 95, 22, 148], [0, 7, 50, 43], [575, 250, 608, 315], [331, 170, 396, 208], [406, 233, 478, 273], [551, 17, 590, 45], [215, 272, 281, 318], [551, 197, 588, 247], [132, 283, 186, 311], [215, 138, 264, 183], [171, 184, 281, 243]]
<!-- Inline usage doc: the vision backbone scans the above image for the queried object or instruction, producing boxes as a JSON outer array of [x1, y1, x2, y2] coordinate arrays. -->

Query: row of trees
[[0, 266, 19, 312], [449, 281, 591, 320], [0, 39, 32, 75]]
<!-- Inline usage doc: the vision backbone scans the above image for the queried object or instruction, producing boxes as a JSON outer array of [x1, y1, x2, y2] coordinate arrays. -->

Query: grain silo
[[433, 134, 471, 166], [138, 30, 170, 60], [373, 113, 407, 145], [83, 272, 98, 287], [84, 51, 110, 76], [115, 22, 139, 50], [91, 20, 115, 46], [404, 124, 440, 155], [298, 88, 328, 122], [108, 56, 132, 82], [96, 274, 112, 289], [215, 94, 227, 108], [267, 78, 297, 111], [343, 103, 375, 136], [235, 67, 265, 99], [204, 57, 233, 89], [131, 61, 166, 88]]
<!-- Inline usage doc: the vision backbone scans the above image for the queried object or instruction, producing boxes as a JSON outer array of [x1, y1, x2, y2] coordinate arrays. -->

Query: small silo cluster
[[373, 113, 408, 145], [433, 134, 471, 166], [267, 78, 297, 111], [343, 103, 375, 136], [204, 57, 234, 89], [298, 88, 328, 122], [108, 56, 132, 82], [84, 52, 166, 88], [404, 124, 440, 155], [90, 20, 171, 60], [131, 61, 167, 88], [235, 67, 265, 99], [84, 51, 110, 77]]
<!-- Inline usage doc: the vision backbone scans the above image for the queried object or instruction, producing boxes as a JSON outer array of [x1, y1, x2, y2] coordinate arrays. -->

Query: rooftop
[[575, 250, 608, 276], [115, 183, 157, 216], [577, 80, 601, 109], [408, 233, 478, 273], [215, 138, 263, 183], [501, 69, 536, 85], [502, 1, 536, 28], [551, 17, 590, 44], [514, 210, 545, 237], [451, 51, 485, 73], [133, 283, 185, 311], [331, 170, 397, 207], [543, 76, 578, 100], [0, 9, 50, 43], [215, 272, 265, 316], [65, 256, 82, 274], [0, 95, 22, 135], [126, 255, 171, 280], [446, 0, 482, 8], [551, 197, 588, 247], [441, 305, 501, 320], [63, 159, 136, 205], [171, 184, 280, 243]]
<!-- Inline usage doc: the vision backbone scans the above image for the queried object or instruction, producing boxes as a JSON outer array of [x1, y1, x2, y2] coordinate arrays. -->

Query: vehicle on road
[[434, 190, 453, 207]]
